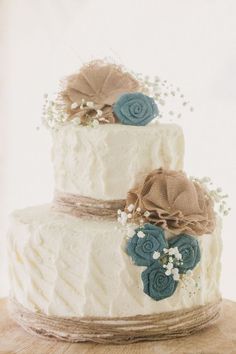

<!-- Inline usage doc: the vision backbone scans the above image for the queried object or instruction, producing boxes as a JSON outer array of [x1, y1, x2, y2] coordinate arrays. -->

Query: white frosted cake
[[8, 61, 223, 343]]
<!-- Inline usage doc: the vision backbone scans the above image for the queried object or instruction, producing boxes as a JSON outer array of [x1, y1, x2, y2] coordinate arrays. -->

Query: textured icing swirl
[[8, 205, 221, 317], [51, 123, 184, 200]]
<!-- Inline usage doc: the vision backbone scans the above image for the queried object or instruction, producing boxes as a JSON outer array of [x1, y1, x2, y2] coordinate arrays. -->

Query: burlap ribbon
[[53, 190, 125, 220], [9, 298, 221, 344]]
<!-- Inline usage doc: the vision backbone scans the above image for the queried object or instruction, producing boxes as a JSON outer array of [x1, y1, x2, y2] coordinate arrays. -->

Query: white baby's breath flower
[[144, 211, 150, 217], [172, 267, 180, 280], [165, 269, 172, 276], [166, 262, 173, 270], [173, 273, 180, 281], [96, 109, 103, 117], [136, 207, 141, 212], [168, 248, 175, 256], [127, 204, 134, 212], [119, 211, 128, 225], [137, 231, 145, 238], [172, 267, 179, 275], [71, 102, 79, 110], [117, 209, 122, 215], [153, 251, 160, 260], [127, 213, 132, 219], [175, 252, 182, 261], [86, 101, 94, 108]]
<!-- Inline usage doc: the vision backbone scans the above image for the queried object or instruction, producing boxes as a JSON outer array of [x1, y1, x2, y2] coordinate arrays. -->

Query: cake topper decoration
[[126, 223, 201, 301], [42, 59, 192, 129]]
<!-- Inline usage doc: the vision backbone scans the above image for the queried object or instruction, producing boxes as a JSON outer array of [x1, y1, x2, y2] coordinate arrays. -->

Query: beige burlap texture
[[53, 190, 126, 220], [126, 169, 216, 236], [9, 298, 221, 344], [60, 60, 140, 123]]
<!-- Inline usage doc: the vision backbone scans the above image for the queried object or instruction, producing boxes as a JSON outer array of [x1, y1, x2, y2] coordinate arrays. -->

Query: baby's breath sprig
[[190, 176, 230, 216], [42, 94, 68, 130], [132, 71, 194, 122], [42, 94, 107, 130]]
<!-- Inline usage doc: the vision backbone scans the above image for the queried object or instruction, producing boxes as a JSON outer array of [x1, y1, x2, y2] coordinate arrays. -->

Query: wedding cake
[[8, 60, 224, 344]]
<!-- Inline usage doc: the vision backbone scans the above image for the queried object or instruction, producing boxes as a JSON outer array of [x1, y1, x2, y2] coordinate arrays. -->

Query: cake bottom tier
[[8, 205, 222, 319]]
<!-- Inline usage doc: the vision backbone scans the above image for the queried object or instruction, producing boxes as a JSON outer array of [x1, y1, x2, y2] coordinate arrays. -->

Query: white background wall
[[0, 0, 236, 299]]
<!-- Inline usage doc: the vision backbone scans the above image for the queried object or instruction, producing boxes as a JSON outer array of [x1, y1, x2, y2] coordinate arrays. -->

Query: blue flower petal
[[126, 224, 167, 266], [168, 234, 201, 274], [113, 92, 158, 126], [141, 262, 178, 301]]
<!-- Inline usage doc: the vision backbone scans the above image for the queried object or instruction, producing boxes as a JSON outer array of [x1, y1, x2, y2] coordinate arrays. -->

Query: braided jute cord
[[53, 190, 126, 220], [9, 298, 221, 345]]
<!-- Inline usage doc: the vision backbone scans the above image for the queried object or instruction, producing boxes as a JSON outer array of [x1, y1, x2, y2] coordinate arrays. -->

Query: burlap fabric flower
[[126, 169, 216, 236], [59, 60, 140, 123]]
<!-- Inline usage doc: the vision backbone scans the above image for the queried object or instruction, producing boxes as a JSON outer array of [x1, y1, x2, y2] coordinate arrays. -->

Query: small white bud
[[87, 101, 94, 108], [166, 262, 173, 270], [127, 204, 134, 212], [96, 109, 103, 117], [153, 251, 160, 260], [71, 102, 79, 109], [137, 231, 145, 238], [173, 273, 180, 281]]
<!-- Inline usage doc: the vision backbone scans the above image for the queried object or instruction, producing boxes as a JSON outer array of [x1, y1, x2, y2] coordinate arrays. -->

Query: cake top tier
[[52, 122, 184, 200]]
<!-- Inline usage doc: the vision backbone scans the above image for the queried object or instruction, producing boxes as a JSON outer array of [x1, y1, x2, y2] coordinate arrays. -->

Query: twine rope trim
[[53, 190, 125, 219], [9, 298, 221, 344]]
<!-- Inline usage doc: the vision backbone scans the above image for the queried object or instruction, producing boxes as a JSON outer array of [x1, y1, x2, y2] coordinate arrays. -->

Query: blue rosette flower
[[168, 234, 201, 274], [126, 224, 167, 266], [113, 92, 158, 126], [141, 262, 178, 301], [126, 223, 201, 302]]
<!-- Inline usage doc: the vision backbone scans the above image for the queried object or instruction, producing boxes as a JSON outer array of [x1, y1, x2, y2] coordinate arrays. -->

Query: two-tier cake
[[8, 60, 222, 344]]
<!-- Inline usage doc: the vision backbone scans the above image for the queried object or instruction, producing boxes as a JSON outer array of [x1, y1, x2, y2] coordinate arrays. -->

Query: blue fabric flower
[[126, 224, 167, 266], [126, 223, 201, 302], [142, 262, 178, 301], [113, 92, 158, 126], [168, 234, 201, 274]]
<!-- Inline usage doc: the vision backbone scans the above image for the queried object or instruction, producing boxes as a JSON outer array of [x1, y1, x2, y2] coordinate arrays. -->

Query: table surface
[[0, 298, 236, 354]]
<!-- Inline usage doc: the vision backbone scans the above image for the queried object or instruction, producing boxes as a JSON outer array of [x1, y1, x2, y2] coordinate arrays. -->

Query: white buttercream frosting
[[8, 205, 222, 318], [51, 123, 184, 200]]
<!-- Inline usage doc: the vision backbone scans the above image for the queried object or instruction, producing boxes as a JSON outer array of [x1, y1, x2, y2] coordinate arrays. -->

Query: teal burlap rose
[[168, 234, 201, 274], [126, 224, 201, 302], [113, 92, 158, 126], [126, 224, 167, 266], [142, 262, 178, 301]]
